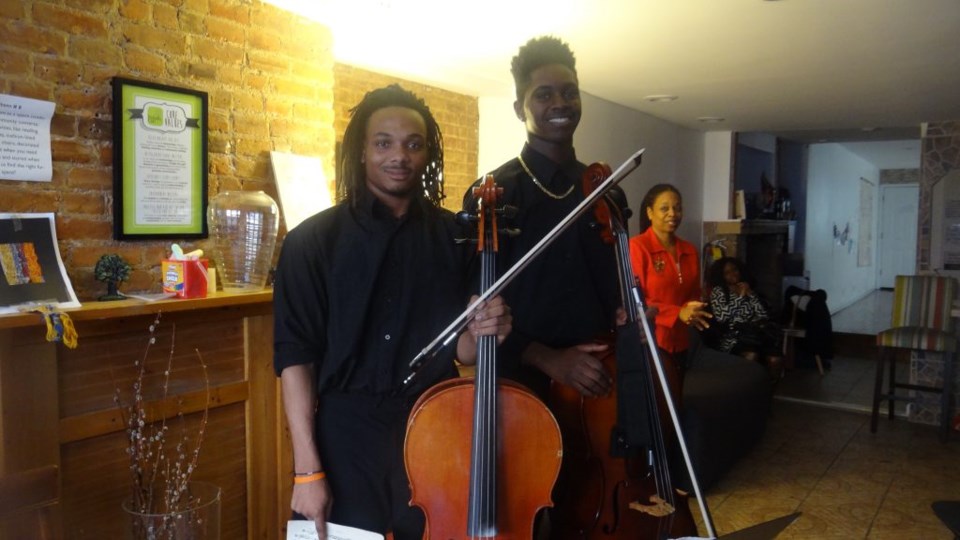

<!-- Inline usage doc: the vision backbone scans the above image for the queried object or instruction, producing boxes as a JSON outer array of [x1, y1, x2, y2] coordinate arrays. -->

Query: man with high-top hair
[[464, 36, 622, 401]]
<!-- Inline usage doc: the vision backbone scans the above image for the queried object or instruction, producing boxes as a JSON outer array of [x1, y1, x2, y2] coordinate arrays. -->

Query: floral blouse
[[709, 286, 769, 352]]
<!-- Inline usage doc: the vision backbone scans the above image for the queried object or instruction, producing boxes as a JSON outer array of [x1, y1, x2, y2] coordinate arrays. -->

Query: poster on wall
[[858, 177, 874, 266], [0, 93, 55, 182], [112, 78, 208, 240], [269, 151, 332, 231], [0, 213, 80, 314]]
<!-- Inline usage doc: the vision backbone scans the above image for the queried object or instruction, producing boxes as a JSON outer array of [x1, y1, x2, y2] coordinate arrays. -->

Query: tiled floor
[[693, 289, 960, 539], [777, 289, 906, 416], [696, 400, 960, 539]]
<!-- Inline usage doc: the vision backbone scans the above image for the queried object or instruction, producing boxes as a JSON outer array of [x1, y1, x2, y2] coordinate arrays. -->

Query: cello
[[404, 175, 563, 539], [549, 163, 715, 539]]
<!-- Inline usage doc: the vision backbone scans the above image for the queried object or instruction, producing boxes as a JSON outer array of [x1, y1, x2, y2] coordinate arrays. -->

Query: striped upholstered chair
[[871, 275, 957, 442]]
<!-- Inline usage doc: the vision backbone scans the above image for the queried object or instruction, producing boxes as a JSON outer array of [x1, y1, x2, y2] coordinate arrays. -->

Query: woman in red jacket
[[629, 183, 711, 385]]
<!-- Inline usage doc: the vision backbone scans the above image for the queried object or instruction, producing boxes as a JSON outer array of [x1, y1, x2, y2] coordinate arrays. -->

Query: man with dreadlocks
[[274, 84, 511, 540]]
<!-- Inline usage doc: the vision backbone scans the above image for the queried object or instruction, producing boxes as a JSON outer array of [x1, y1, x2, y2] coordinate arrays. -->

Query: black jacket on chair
[[783, 286, 834, 360]]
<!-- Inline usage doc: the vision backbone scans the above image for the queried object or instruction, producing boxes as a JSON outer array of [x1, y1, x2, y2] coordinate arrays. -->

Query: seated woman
[[706, 257, 783, 379]]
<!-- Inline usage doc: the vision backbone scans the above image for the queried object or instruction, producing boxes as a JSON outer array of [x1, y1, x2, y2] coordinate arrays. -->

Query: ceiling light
[[643, 94, 678, 103], [697, 116, 725, 123]]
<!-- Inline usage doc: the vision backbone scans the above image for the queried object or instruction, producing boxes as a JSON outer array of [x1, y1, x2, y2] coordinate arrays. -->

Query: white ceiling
[[266, 0, 960, 160], [838, 140, 921, 170]]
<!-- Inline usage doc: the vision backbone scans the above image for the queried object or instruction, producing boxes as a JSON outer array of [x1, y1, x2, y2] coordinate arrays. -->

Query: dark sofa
[[674, 332, 775, 493]]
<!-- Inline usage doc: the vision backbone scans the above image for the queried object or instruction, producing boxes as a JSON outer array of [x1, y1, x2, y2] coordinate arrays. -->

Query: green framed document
[[112, 77, 208, 239]]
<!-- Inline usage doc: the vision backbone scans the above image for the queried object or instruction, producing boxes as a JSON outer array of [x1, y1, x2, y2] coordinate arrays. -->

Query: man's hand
[[291, 479, 333, 540], [530, 343, 613, 398], [458, 295, 512, 365], [467, 295, 512, 344]]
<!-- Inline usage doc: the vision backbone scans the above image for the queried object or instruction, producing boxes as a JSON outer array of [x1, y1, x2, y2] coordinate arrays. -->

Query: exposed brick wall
[[0, 0, 337, 300], [333, 64, 478, 212], [0, 1, 477, 302]]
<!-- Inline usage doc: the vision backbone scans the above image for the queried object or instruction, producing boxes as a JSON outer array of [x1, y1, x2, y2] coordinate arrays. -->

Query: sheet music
[[287, 521, 383, 540]]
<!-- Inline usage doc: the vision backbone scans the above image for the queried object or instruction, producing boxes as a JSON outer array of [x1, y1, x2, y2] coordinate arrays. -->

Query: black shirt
[[463, 144, 622, 395], [273, 189, 470, 398]]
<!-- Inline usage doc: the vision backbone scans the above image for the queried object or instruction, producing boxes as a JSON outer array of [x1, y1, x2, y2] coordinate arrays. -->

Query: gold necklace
[[517, 155, 574, 200]]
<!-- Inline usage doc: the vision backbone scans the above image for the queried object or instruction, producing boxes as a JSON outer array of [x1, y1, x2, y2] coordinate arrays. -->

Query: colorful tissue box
[[161, 259, 209, 298]]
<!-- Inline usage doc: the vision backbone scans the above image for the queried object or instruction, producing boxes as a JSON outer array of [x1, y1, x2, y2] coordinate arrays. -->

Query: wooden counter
[[0, 290, 290, 539]]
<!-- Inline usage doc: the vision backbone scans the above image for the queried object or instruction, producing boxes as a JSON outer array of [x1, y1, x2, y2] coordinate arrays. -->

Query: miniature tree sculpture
[[95, 253, 131, 301]]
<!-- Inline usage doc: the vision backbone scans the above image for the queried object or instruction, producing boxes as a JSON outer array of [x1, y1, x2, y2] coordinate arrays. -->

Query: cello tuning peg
[[454, 237, 478, 245], [497, 205, 518, 219], [455, 211, 478, 225], [498, 227, 521, 238]]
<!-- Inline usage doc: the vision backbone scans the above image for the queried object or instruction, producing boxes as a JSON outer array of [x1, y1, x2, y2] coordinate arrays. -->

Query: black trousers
[[295, 392, 425, 540]]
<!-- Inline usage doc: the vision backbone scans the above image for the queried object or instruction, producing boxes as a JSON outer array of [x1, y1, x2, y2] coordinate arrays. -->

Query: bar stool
[[871, 275, 957, 442]]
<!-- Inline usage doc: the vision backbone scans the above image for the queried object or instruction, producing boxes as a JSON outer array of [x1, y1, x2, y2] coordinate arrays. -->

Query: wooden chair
[[872, 275, 957, 442], [0, 465, 61, 539]]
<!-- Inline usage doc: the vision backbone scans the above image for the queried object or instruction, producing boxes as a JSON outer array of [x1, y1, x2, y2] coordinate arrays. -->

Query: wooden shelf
[[0, 287, 284, 538], [0, 289, 272, 330]]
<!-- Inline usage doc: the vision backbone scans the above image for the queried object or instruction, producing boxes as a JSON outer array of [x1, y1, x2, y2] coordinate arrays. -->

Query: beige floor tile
[[703, 398, 959, 540]]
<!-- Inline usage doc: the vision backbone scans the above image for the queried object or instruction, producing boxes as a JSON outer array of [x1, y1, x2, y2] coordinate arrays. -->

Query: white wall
[[806, 143, 880, 312], [702, 131, 733, 221], [478, 95, 525, 177], [478, 92, 705, 245]]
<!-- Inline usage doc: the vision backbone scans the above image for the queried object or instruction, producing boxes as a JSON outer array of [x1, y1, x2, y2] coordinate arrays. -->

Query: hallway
[[775, 289, 895, 413], [701, 288, 960, 538]]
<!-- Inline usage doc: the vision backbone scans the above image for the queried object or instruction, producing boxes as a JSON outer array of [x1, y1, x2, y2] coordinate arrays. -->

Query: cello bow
[[404, 148, 645, 385]]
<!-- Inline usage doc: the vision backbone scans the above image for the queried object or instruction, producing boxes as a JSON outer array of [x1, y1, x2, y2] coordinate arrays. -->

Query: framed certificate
[[112, 77, 208, 239]]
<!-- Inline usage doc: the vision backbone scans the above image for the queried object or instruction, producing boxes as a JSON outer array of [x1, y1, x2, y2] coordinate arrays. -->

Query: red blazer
[[628, 227, 701, 354]]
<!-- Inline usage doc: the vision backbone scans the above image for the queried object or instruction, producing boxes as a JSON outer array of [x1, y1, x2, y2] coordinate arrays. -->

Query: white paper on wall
[[270, 151, 333, 231], [0, 94, 55, 182]]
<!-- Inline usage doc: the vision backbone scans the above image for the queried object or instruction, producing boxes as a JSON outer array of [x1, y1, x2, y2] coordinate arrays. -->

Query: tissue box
[[162, 259, 209, 298]]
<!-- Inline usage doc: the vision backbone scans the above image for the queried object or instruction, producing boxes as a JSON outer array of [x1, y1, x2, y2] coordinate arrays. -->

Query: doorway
[[877, 183, 919, 288]]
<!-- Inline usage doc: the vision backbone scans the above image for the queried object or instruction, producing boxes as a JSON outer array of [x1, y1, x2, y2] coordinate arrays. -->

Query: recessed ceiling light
[[644, 94, 678, 103], [697, 116, 725, 123]]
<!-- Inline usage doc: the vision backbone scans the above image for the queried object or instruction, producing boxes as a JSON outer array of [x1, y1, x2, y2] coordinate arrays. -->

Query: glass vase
[[207, 190, 280, 293], [123, 481, 221, 540]]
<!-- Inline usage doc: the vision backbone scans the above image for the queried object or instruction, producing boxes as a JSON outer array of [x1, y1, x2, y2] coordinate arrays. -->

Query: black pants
[[294, 392, 425, 540]]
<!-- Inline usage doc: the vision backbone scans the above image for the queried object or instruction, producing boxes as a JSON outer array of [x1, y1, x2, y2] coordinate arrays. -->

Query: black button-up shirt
[[273, 189, 470, 397], [463, 144, 622, 396]]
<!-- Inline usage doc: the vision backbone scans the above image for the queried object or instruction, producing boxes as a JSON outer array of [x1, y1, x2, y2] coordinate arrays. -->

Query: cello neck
[[467, 175, 500, 537]]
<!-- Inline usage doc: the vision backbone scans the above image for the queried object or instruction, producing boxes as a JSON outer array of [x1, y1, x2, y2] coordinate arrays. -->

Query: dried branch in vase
[[113, 312, 210, 519]]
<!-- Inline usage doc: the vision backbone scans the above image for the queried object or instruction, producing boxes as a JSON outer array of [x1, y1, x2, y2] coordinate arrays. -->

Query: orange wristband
[[293, 471, 326, 484]]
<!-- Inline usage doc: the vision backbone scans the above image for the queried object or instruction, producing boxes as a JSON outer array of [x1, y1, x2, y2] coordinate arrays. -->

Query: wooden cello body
[[404, 175, 563, 539], [405, 377, 562, 538], [548, 163, 700, 540], [549, 341, 696, 540]]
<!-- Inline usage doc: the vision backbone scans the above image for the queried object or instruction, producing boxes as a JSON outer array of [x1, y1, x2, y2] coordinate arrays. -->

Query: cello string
[[613, 209, 673, 504], [633, 288, 717, 539]]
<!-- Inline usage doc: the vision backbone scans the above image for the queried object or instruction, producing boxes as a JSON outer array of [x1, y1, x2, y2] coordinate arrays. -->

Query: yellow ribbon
[[34, 305, 78, 349]]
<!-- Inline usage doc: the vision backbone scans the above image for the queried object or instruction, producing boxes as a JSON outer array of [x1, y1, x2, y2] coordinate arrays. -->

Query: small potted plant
[[95, 253, 131, 301]]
